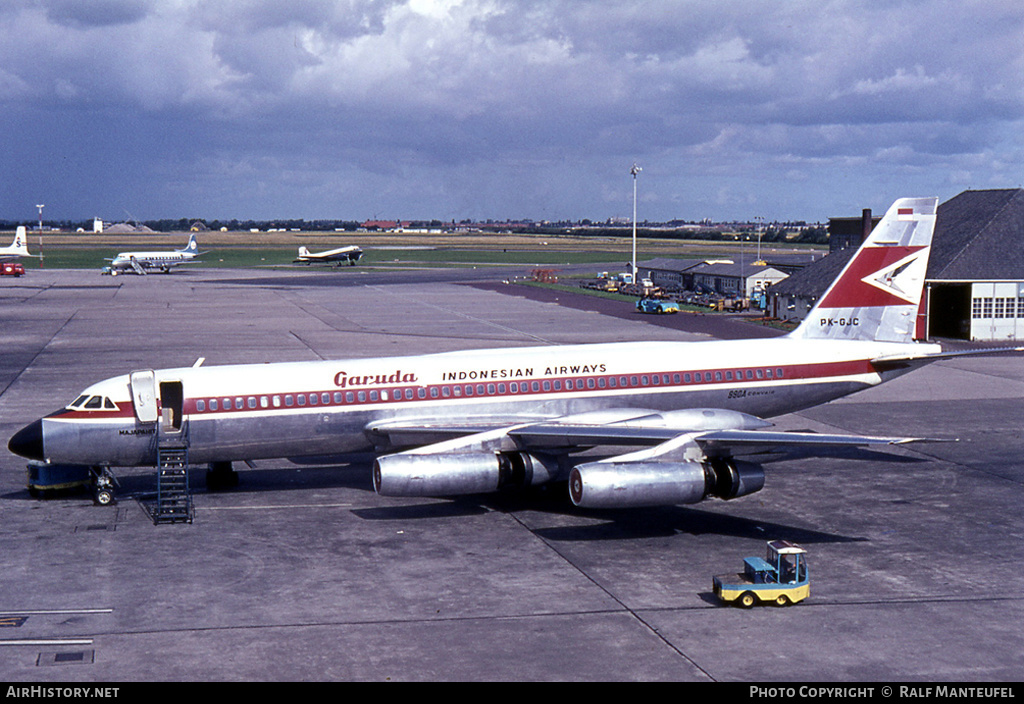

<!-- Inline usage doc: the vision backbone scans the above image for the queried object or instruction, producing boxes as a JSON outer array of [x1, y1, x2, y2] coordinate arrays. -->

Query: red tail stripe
[[818, 246, 925, 309]]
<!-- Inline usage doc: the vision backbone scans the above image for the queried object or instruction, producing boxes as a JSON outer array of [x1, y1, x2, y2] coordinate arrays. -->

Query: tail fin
[[298, 246, 310, 257], [11, 226, 30, 255], [180, 234, 198, 253], [790, 196, 938, 343]]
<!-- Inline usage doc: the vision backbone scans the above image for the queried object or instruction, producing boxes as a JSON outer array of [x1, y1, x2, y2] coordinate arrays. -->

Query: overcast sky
[[1, 0, 1022, 224]]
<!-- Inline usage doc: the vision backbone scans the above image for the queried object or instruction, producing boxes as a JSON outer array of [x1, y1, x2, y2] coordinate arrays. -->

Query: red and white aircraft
[[9, 197, 1006, 508]]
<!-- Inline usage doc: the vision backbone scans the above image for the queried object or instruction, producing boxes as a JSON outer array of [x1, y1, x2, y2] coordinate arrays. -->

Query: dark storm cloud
[[40, 0, 155, 28]]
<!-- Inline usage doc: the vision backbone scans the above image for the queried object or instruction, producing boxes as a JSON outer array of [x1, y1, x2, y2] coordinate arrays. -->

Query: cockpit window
[[68, 395, 119, 412]]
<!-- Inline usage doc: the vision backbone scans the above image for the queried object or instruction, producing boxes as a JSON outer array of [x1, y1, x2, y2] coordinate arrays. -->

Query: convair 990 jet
[[103, 233, 203, 275], [10, 198, 1016, 509]]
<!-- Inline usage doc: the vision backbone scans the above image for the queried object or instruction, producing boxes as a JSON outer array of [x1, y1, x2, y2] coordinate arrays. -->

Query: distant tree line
[[0, 218, 829, 244], [513, 224, 829, 244]]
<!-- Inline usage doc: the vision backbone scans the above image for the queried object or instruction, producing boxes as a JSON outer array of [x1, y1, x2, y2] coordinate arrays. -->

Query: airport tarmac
[[1, 267, 1022, 682]]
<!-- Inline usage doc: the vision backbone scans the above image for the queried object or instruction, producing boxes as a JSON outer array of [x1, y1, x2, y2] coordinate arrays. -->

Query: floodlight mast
[[754, 215, 764, 264], [630, 164, 641, 285], [35, 204, 45, 268]]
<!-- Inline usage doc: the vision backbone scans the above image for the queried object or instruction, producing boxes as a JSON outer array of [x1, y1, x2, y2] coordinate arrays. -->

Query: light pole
[[754, 215, 764, 264], [630, 163, 641, 284], [35, 204, 45, 268]]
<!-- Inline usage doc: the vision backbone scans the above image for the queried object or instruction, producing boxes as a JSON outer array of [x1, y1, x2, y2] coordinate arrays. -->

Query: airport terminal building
[[769, 189, 1024, 342]]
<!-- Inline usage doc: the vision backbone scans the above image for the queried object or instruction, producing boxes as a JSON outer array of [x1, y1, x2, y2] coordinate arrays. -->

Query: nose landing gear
[[91, 467, 119, 506]]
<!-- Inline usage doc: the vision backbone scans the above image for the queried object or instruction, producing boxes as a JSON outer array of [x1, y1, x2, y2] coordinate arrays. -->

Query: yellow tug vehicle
[[713, 540, 809, 607]]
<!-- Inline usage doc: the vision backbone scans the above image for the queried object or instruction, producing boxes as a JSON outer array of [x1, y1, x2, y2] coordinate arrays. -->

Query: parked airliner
[[104, 234, 202, 275], [293, 244, 363, 266], [0, 227, 33, 261], [10, 198, 1014, 509]]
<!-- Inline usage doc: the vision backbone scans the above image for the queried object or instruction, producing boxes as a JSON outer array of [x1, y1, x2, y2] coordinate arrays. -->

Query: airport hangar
[[768, 188, 1024, 342]]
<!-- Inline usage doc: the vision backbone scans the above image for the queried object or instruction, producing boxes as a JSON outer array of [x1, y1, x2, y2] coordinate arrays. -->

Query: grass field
[[10, 229, 823, 271]]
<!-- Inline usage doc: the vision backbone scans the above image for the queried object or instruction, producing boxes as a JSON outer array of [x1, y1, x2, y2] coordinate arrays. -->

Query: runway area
[[1, 266, 1022, 682]]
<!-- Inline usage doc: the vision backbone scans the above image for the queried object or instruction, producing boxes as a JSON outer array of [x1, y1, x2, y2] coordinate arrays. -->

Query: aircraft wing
[[680, 428, 935, 458], [367, 407, 929, 457], [513, 425, 927, 454], [366, 414, 553, 448]]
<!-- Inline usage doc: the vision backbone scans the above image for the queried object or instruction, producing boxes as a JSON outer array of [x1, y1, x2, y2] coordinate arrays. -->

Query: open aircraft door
[[129, 370, 159, 423]]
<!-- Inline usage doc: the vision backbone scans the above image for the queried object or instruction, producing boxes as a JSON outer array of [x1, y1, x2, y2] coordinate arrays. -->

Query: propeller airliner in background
[[293, 244, 363, 266], [104, 233, 203, 275]]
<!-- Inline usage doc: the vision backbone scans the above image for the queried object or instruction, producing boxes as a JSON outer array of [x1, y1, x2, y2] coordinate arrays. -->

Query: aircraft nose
[[8, 420, 44, 461]]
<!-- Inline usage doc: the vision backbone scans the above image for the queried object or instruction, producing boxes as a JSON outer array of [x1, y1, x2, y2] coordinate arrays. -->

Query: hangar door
[[928, 283, 971, 340], [969, 282, 1024, 342]]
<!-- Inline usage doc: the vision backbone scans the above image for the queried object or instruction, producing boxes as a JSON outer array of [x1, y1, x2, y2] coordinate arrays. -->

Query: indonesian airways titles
[[333, 363, 609, 388]]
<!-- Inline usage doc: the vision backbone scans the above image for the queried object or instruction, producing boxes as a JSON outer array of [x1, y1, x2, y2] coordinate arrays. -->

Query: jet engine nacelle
[[568, 457, 765, 509], [373, 451, 560, 497]]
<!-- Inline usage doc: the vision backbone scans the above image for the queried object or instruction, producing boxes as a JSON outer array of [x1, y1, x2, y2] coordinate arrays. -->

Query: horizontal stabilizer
[[872, 345, 1024, 371]]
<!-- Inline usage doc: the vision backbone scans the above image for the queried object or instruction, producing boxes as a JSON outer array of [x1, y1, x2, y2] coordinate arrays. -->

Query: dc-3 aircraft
[[293, 244, 363, 266], [9, 197, 1019, 509], [0, 226, 33, 261], [103, 233, 203, 275]]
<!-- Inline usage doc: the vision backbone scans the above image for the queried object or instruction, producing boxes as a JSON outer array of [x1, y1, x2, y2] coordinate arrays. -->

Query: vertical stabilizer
[[790, 197, 938, 343], [12, 226, 30, 255]]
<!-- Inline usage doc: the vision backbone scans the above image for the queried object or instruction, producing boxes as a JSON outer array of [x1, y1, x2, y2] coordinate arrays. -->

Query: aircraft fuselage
[[10, 337, 937, 469]]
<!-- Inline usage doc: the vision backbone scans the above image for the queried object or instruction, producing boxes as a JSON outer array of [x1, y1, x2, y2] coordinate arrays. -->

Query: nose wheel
[[91, 467, 118, 506]]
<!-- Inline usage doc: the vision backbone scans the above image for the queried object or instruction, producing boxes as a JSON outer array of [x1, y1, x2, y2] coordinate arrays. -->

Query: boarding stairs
[[153, 436, 193, 524]]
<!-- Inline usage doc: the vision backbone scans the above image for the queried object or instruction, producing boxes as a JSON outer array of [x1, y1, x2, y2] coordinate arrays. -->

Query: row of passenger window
[[192, 367, 787, 414]]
